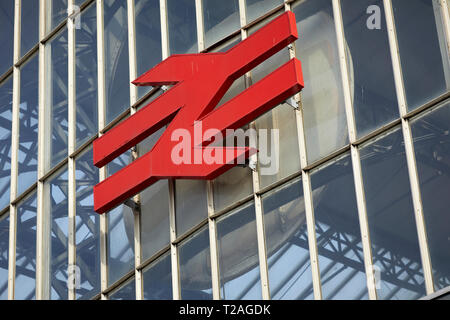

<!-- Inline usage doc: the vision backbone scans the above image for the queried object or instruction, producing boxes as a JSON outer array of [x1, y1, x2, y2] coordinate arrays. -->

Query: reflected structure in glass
[[46, 0, 68, 33], [203, 0, 240, 48], [167, 0, 198, 54], [143, 252, 172, 300], [0, 77, 12, 210], [0, 213, 9, 300]]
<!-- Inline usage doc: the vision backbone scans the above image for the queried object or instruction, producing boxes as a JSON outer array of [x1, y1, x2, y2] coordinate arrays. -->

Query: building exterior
[[0, 0, 449, 301]]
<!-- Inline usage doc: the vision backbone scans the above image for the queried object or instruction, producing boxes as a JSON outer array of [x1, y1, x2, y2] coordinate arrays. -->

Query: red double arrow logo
[[93, 11, 304, 214]]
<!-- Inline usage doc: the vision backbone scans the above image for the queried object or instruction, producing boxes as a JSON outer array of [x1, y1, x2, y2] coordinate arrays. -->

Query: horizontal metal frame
[[0, 68, 14, 86]]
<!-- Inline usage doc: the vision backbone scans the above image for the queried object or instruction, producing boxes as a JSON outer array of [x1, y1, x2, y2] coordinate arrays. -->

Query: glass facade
[[0, 0, 448, 300]]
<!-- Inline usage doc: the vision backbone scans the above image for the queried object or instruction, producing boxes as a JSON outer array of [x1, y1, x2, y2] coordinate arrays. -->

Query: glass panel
[[143, 252, 172, 299], [167, 0, 198, 54], [213, 167, 253, 212], [109, 277, 135, 300], [76, 3, 98, 148], [392, 0, 450, 111], [0, 2, 14, 76], [360, 128, 426, 299], [135, 0, 162, 98], [262, 178, 314, 300], [47, 29, 69, 170], [0, 213, 9, 300], [411, 102, 450, 290], [216, 202, 262, 299], [311, 154, 368, 300], [47, 0, 68, 33], [175, 180, 208, 236], [108, 205, 134, 286], [107, 149, 131, 178], [202, 0, 240, 49], [341, 0, 399, 138], [75, 148, 100, 299], [0, 77, 12, 210], [293, 0, 348, 163], [179, 227, 212, 299], [21, 0, 39, 57], [18, 55, 39, 196], [48, 168, 69, 300], [15, 193, 37, 300], [141, 180, 170, 261], [246, 0, 283, 24], [104, 0, 130, 124]]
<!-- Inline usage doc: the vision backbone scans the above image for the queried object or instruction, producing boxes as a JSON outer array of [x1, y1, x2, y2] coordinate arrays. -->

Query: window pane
[[75, 148, 100, 299], [47, 0, 68, 33], [48, 168, 69, 300], [21, 0, 39, 57], [135, 0, 162, 98], [360, 128, 426, 299], [411, 101, 450, 290], [0, 2, 14, 76], [108, 205, 134, 286], [143, 252, 172, 299], [341, 0, 399, 138], [0, 213, 9, 300], [104, 0, 130, 124], [262, 178, 314, 300], [216, 202, 262, 299], [15, 193, 37, 300], [246, 0, 283, 24], [293, 0, 348, 163], [167, 0, 198, 54], [18, 55, 39, 196], [392, 0, 450, 111], [213, 167, 253, 212], [179, 227, 212, 299], [109, 277, 135, 300], [203, 0, 240, 48], [47, 29, 69, 170], [0, 77, 12, 209], [176, 180, 208, 236], [311, 154, 368, 300], [76, 3, 97, 148]]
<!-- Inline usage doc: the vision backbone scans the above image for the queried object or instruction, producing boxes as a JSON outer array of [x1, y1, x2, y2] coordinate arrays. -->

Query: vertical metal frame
[[383, 0, 434, 294], [331, 0, 378, 300]]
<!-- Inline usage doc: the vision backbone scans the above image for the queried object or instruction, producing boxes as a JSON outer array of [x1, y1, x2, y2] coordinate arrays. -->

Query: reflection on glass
[[21, 0, 39, 57], [411, 102, 450, 290], [262, 178, 314, 300], [0, 77, 12, 210], [75, 148, 100, 299], [143, 252, 172, 300], [0, 213, 9, 300], [213, 167, 253, 212], [176, 180, 207, 236], [107, 149, 131, 178], [360, 128, 426, 299], [167, 0, 198, 54], [15, 193, 37, 300], [46, 0, 68, 33], [76, 3, 98, 148], [135, 0, 162, 98], [47, 29, 69, 170], [203, 0, 240, 48], [246, 0, 283, 23], [217, 202, 262, 299], [108, 205, 134, 286], [179, 227, 212, 299], [293, 0, 348, 163], [341, 0, 398, 138], [48, 168, 69, 300], [18, 55, 39, 196], [311, 154, 368, 300], [104, 0, 130, 124], [392, 0, 449, 111], [109, 277, 135, 300], [0, 2, 14, 76]]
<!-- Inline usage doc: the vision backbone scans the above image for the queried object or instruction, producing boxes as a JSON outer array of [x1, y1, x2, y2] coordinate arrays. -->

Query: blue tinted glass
[[21, 0, 39, 57], [0, 77, 12, 210], [203, 0, 240, 48], [18, 55, 39, 196], [109, 278, 135, 300], [262, 178, 314, 300], [167, 0, 198, 54], [411, 102, 450, 290], [360, 128, 426, 299], [0, 2, 14, 76], [47, 0, 68, 32], [175, 180, 208, 236], [143, 252, 172, 300], [246, 0, 284, 24], [15, 193, 37, 300], [0, 213, 9, 300]]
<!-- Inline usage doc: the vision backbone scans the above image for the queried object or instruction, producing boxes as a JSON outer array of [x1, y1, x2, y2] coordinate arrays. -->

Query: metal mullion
[[238, 0, 271, 300], [96, 0, 108, 300], [284, 0, 322, 300], [332, 0, 377, 300], [383, 0, 434, 295]]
